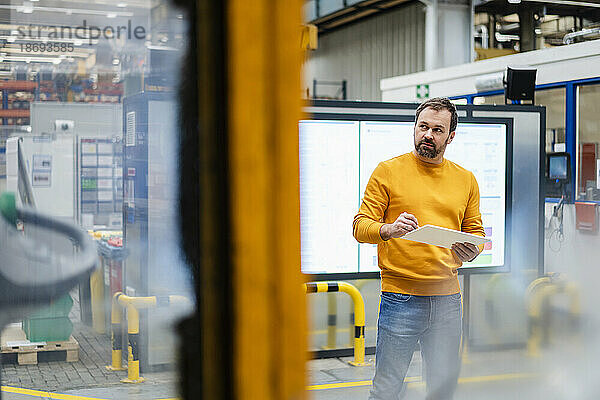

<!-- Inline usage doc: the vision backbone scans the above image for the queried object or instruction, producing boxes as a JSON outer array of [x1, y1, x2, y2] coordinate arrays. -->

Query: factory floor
[[0, 342, 591, 399], [308, 341, 592, 400], [0, 290, 180, 400], [0, 290, 590, 399]]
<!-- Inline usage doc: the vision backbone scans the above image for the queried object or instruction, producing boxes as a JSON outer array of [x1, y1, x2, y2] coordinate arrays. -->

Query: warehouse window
[[577, 84, 600, 199], [537, 88, 566, 154]]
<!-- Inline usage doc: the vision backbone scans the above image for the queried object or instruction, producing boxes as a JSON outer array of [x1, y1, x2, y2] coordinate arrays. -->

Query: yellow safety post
[[304, 281, 370, 366], [106, 292, 190, 383], [106, 292, 126, 371], [325, 293, 337, 349], [122, 303, 144, 383], [90, 268, 105, 334], [112, 293, 192, 383], [526, 275, 555, 299], [117, 293, 156, 384], [349, 280, 368, 347], [526, 274, 560, 357], [527, 283, 558, 357]]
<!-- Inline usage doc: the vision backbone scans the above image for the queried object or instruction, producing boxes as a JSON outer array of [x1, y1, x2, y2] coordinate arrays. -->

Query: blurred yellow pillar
[[90, 268, 105, 334]]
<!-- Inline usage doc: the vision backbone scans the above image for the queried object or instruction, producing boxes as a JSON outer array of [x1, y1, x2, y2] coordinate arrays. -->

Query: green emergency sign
[[416, 84, 430, 99]]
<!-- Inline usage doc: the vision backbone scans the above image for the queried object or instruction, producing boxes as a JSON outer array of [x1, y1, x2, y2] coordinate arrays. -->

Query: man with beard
[[353, 97, 485, 400]]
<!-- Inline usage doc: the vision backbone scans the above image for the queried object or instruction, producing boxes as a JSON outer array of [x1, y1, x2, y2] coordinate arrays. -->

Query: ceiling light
[[107, 13, 116, 18], [117, 3, 127, 7], [112, 58, 119, 65], [508, 0, 521, 3]]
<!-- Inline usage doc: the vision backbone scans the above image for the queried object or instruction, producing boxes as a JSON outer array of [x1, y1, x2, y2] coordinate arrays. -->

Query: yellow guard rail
[[304, 281, 370, 366]]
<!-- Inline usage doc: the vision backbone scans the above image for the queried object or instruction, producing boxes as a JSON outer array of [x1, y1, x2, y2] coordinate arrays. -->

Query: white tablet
[[400, 224, 490, 249]]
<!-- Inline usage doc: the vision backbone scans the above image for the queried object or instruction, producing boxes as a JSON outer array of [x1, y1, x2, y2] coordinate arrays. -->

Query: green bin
[[23, 294, 74, 342]]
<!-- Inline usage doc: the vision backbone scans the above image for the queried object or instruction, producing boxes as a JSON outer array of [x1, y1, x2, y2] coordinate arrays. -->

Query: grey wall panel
[[30, 102, 122, 138], [304, 3, 425, 101]]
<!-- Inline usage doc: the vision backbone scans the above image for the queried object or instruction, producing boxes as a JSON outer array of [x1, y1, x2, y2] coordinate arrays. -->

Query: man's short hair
[[415, 97, 458, 133]]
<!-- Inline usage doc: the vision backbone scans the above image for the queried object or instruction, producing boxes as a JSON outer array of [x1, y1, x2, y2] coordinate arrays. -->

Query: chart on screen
[[299, 119, 507, 275]]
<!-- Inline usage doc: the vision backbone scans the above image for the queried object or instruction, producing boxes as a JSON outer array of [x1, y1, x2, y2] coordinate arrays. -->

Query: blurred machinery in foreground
[[526, 273, 580, 357], [0, 191, 97, 399]]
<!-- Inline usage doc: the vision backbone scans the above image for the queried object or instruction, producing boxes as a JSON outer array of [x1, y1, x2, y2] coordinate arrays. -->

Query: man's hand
[[451, 242, 480, 262], [379, 212, 419, 240]]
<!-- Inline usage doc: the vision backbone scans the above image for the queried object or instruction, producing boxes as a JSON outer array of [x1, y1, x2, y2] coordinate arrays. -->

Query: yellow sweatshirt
[[353, 152, 484, 295]]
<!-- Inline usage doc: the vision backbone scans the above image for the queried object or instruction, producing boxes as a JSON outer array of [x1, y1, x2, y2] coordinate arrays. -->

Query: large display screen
[[299, 119, 507, 275]]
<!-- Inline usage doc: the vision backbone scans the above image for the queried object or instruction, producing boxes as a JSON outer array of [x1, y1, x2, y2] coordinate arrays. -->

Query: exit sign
[[416, 84, 430, 99]]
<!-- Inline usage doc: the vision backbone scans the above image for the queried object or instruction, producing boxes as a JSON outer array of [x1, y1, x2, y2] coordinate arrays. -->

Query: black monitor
[[545, 152, 571, 199], [547, 152, 570, 182]]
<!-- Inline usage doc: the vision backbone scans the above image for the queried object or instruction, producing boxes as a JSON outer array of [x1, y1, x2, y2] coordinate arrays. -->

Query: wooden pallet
[[1, 325, 79, 365]]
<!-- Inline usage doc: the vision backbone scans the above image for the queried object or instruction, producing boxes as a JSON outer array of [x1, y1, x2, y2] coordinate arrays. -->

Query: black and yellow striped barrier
[[304, 281, 370, 366], [348, 280, 369, 347], [107, 292, 192, 383]]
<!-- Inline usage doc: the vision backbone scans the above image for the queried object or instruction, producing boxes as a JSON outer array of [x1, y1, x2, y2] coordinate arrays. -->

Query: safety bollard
[[305, 281, 370, 366], [106, 292, 127, 371], [122, 303, 144, 383], [527, 275, 580, 357], [117, 294, 156, 384], [325, 293, 337, 349], [109, 293, 193, 383], [527, 284, 557, 357], [349, 280, 368, 347], [90, 268, 106, 334], [526, 274, 557, 357]]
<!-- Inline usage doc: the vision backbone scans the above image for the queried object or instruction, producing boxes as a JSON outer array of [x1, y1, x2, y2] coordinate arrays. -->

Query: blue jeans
[[369, 292, 463, 400]]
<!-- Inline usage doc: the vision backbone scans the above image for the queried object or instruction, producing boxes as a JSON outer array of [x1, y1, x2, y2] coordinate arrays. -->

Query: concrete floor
[[0, 345, 596, 399], [0, 288, 593, 400], [0, 289, 180, 400], [1, 370, 178, 399], [307, 345, 596, 400]]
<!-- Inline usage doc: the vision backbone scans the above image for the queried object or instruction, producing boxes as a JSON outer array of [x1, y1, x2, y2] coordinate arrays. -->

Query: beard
[[416, 139, 444, 159]]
